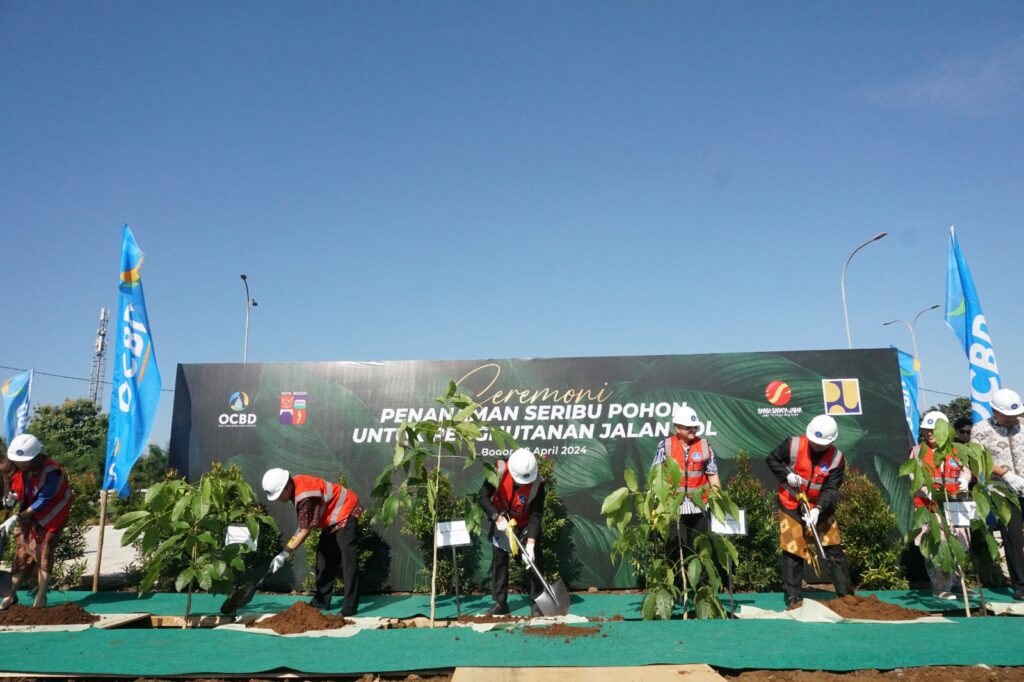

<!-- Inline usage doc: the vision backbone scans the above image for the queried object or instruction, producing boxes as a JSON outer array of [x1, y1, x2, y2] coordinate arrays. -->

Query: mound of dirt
[[248, 602, 353, 635], [823, 594, 928, 621], [0, 603, 99, 626], [522, 623, 602, 640]]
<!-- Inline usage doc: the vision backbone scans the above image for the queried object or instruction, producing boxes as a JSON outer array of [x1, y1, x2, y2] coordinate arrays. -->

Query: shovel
[[220, 556, 273, 615], [796, 491, 853, 596], [507, 531, 570, 617]]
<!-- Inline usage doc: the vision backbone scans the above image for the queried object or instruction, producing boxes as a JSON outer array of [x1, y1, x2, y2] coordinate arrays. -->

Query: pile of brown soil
[[730, 666, 1014, 681], [823, 594, 928, 621], [247, 602, 353, 635], [522, 623, 602, 640], [0, 603, 99, 626]]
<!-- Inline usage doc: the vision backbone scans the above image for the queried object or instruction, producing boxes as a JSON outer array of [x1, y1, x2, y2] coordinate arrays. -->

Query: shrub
[[835, 468, 908, 590], [725, 452, 781, 593], [401, 469, 479, 593]]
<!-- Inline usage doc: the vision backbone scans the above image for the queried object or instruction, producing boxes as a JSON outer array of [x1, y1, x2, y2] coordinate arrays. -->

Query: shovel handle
[[507, 531, 559, 602]]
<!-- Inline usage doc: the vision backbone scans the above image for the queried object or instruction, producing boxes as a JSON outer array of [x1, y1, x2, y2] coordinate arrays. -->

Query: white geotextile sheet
[[987, 602, 1024, 616], [0, 611, 142, 633], [735, 598, 952, 624], [449, 613, 590, 633]]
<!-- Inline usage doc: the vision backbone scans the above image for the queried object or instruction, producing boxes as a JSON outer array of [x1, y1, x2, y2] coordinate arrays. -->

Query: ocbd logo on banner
[[218, 391, 257, 427]]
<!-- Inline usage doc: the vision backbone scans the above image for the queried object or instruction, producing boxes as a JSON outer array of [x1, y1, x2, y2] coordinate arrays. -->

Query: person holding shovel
[[479, 447, 546, 617], [766, 414, 854, 609], [911, 411, 973, 599], [261, 468, 362, 615], [1, 434, 74, 611]]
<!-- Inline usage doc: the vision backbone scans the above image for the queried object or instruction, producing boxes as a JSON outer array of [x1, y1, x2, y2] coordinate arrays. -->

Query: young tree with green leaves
[[602, 458, 739, 620], [114, 464, 277, 626], [901, 418, 1018, 615], [371, 381, 515, 626]]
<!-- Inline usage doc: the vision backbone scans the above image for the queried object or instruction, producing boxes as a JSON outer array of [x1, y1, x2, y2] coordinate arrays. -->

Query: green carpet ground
[[0, 589, 1020, 676]]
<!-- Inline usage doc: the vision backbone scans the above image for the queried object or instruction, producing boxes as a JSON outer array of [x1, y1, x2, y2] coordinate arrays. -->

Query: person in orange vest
[[1, 434, 75, 610], [766, 414, 854, 608], [261, 468, 362, 615], [479, 448, 546, 616], [651, 405, 722, 554], [910, 411, 973, 599]]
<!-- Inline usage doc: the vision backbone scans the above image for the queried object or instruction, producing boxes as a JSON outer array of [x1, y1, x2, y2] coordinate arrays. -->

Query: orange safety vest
[[292, 474, 358, 529], [777, 436, 844, 511], [491, 459, 543, 528], [10, 457, 74, 533], [911, 444, 963, 508], [662, 435, 710, 502]]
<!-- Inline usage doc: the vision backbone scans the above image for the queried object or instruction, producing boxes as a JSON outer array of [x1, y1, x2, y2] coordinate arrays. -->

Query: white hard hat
[[262, 468, 291, 501], [671, 405, 700, 427], [920, 411, 949, 430], [992, 388, 1024, 417], [507, 448, 538, 485], [806, 415, 839, 446], [7, 434, 43, 462]]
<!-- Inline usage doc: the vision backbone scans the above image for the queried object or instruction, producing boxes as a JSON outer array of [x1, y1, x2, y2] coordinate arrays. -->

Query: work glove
[[957, 473, 971, 495], [2, 492, 16, 508], [786, 472, 806, 489], [0, 515, 16, 535], [494, 514, 509, 532], [801, 507, 820, 527], [1003, 472, 1024, 496], [269, 551, 289, 574], [522, 543, 535, 565]]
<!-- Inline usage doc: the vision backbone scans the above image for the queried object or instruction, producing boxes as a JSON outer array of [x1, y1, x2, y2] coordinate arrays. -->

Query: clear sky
[[2, 2, 1023, 447]]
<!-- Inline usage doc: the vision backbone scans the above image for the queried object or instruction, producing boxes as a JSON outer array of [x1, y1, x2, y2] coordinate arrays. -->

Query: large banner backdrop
[[169, 349, 912, 590]]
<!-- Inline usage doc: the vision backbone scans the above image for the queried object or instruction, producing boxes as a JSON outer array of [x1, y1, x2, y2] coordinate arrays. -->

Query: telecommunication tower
[[88, 308, 110, 407]]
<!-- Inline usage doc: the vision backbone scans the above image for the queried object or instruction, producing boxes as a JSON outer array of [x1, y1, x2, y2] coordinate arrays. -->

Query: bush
[[507, 456, 577, 588], [401, 470, 479, 593], [725, 452, 781, 593], [835, 468, 908, 590]]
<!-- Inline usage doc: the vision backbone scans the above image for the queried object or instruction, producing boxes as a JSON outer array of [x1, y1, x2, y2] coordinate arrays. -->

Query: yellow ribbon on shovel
[[506, 518, 519, 557]]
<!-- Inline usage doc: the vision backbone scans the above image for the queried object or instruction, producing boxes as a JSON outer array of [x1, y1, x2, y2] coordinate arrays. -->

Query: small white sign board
[[224, 524, 257, 551], [710, 509, 747, 536], [435, 520, 472, 548], [945, 501, 978, 527]]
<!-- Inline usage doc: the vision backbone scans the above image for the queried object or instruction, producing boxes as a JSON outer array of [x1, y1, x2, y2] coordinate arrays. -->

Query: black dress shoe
[[785, 598, 803, 610], [1012, 590, 1024, 601], [484, 603, 510, 616], [307, 599, 328, 610], [340, 609, 357, 617]]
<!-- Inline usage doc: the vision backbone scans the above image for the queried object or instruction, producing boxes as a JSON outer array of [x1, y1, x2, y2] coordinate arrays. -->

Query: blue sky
[[2, 2, 1023, 446]]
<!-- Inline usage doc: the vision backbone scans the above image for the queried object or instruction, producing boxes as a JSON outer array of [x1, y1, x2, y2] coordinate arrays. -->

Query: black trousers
[[491, 542, 543, 606], [312, 519, 360, 614], [997, 493, 1024, 593], [779, 508, 853, 604]]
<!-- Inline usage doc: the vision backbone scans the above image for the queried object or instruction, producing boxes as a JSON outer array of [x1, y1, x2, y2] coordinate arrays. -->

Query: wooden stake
[[92, 490, 108, 592]]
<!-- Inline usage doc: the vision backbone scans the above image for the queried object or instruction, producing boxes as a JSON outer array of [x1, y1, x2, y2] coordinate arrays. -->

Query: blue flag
[[894, 348, 920, 445], [944, 226, 1001, 423], [1, 369, 33, 444], [104, 225, 162, 497]]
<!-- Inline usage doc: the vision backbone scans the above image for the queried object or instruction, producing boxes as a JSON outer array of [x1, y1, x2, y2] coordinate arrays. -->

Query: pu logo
[[822, 378, 862, 416]]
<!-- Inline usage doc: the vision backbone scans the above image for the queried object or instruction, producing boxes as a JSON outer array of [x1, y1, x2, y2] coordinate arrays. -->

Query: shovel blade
[[534, 578, 570, 617]]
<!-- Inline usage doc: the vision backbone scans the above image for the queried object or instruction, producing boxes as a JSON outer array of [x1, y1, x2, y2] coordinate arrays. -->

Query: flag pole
[[92, 490, 108, 592]]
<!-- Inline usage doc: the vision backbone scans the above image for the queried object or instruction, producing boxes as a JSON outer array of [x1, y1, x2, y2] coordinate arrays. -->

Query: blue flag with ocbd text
[[103, 225, 161, 497]]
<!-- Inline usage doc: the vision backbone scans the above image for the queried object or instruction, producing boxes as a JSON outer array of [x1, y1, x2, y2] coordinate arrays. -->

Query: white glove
[[802, 507, 820, 527], [786, 472, 806, 488], [522, 543, 535, 565], [2, 492, 17, 508], [494, 515, 509, 532], [269, 551, 289, 574], [957, 474, 971, 494], [0, 516, 16, 535], [1004, 472, 1024, 496]]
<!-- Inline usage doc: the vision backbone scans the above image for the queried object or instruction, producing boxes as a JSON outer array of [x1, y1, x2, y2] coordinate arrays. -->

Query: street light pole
[[241, 274, 258, 363], [883, 303, 940, 396], [841, 232, 888, 349]]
